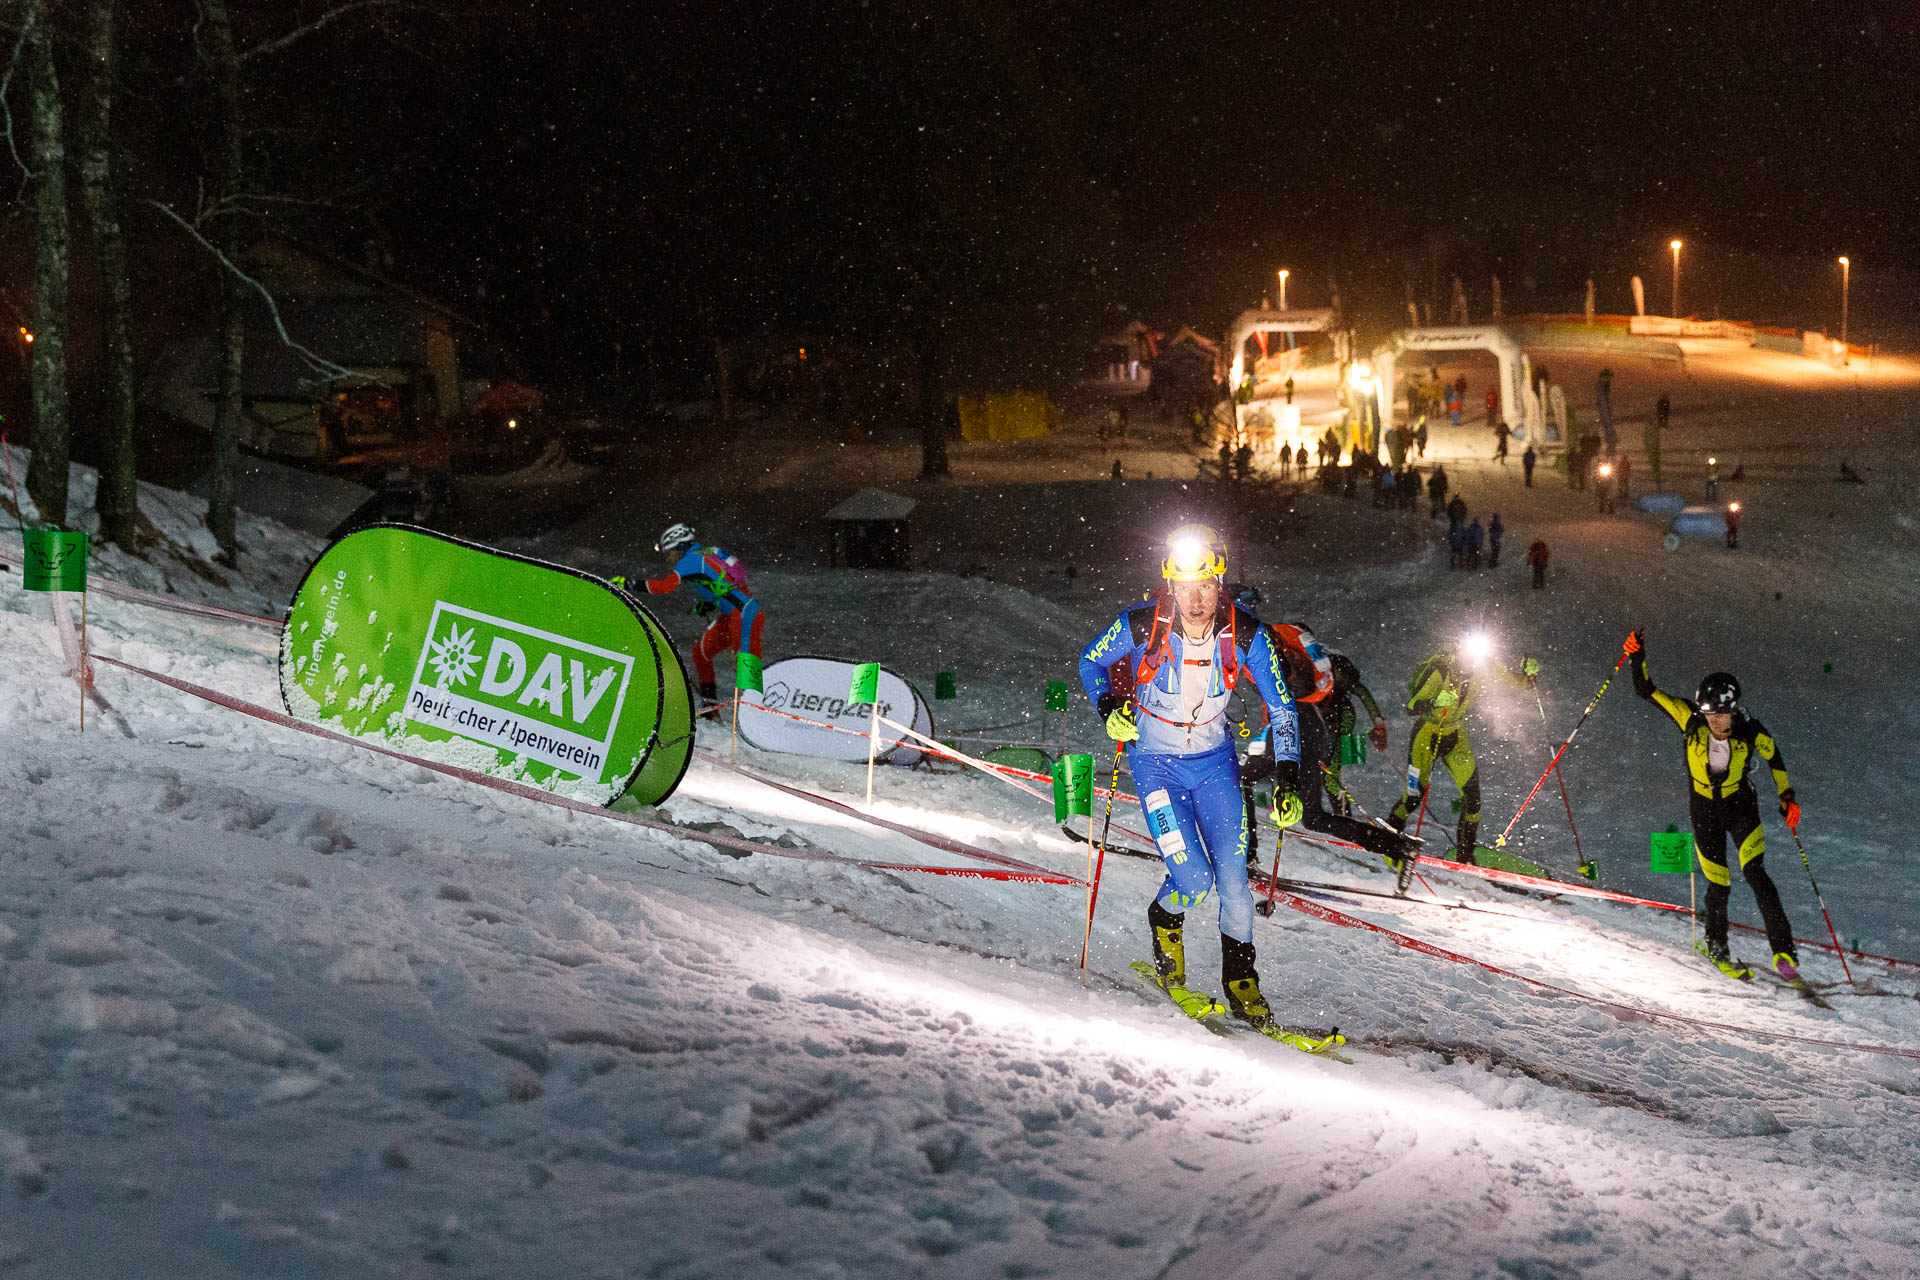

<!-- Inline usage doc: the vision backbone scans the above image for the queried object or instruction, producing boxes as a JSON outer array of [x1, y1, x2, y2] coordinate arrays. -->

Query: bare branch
[[1, 11, 35, 192], [239, 0, 428, 62], [144, 198, 364, 387]]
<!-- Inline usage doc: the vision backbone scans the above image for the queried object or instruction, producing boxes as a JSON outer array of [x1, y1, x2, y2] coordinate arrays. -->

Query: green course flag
[[21, 529, 87, 592], [1044, 679, 1070, 711], [1052, 752, 1094, 822], [735, 651, 764, 694], [934, 671, 956, 700], [1650, 831, 1692, 874], [848, 661, 880, 706]]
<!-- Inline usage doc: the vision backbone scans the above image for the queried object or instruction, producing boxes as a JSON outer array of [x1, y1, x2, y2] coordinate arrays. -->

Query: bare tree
[[20, 0, 70, 528], [76, 0, 136, 548]]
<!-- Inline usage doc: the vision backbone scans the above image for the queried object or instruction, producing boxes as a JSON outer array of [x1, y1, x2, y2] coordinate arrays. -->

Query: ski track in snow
[[5, 356, 1920, 1278]]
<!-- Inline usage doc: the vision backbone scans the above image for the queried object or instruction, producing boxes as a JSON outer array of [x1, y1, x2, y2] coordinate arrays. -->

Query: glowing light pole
[[1838, 256, 1850, 346], [1669, 240, 1682, 317], [1276, 269, 1289, 311]]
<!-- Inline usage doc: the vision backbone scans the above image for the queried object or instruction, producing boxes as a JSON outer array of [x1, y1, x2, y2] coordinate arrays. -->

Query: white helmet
[[656, 523, 696, 554]]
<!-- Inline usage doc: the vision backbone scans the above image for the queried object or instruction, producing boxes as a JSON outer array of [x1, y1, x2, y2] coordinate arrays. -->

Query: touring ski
[[1130, 962, 1350, 1059]]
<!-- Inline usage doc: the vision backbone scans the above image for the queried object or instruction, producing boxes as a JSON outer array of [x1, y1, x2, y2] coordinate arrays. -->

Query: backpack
[[695, 545, 750, 596]]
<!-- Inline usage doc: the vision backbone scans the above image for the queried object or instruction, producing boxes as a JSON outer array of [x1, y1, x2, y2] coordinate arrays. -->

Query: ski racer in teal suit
[[1078, 524, 1302, 1031]]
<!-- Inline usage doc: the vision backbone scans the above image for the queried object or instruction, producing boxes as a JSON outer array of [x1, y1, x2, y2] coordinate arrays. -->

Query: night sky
[[344, 2, 1918, 383]]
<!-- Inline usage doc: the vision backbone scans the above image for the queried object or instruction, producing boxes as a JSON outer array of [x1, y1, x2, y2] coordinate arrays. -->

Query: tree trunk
[[200, 0, 246, 561], [78, 0, 138, 549], [21, 0, 71, 529]]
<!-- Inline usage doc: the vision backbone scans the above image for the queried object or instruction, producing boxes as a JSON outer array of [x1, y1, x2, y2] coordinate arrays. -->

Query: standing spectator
[[1706, 455, 1719, 502], [1465, 517, 1484, 569], [1279, 442, 1293, 477], [1414, 415, 1429, 458], [1522, 443, 1537, 487], [1493, 420, 1511, 464], [1526, 539, 1550, 589], [1448, 521, 1467, 570], [1595, 456, 1616, 513], [1488, 513, 1505, 568], [1285, 375, 1295, 405], [1596, 367, 1616, 452], [1485, 387, 1499, 426], [1428, 465, 1449, 519], [1725, 501, 1741, 549]]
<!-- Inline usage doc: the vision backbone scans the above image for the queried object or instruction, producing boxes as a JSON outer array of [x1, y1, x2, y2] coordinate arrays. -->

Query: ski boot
[[1132, 903, 1224, 1019], [1695, 938, 1752, 981], [1149, 901, 1187, 987], [1771, 952, 1802, 983], [697, 680, 720, 711], [1452, 817, 1480, 866], [1222, 938, 1347, 1055]]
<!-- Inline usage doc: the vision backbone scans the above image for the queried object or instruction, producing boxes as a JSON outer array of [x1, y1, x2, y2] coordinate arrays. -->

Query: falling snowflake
[[426, 623, 479, 688]]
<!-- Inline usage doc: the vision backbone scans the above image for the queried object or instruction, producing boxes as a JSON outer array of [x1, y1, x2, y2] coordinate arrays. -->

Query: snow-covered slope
[[5, 351, 1920, 1278]]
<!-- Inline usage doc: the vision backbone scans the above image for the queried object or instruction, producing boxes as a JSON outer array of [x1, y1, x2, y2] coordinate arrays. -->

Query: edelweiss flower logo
[[426, 623, 480, 688]]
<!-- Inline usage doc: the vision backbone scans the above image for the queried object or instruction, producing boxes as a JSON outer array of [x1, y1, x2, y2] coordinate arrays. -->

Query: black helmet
[[1695, 672, 1741, 715]]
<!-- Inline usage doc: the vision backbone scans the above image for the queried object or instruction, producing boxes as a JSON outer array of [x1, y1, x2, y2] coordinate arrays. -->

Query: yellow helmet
[[1162, 523, 1227, 581]]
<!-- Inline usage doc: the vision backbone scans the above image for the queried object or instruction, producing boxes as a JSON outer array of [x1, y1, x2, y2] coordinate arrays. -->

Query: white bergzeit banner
[[738, 656, 934, 764]]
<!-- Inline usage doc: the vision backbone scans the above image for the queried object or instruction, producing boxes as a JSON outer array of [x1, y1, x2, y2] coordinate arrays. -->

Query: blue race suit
[[1079, 596, 1299, 943], [645, 545, 762, 687]]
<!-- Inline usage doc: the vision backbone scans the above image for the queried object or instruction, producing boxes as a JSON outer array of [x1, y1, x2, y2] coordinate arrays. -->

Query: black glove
[[1271, 759, 1300, 793], [1096, 691, 1129, 721]]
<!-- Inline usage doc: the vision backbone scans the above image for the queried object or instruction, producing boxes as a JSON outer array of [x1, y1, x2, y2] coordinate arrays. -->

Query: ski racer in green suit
[[1387, 640, 1539, 862]]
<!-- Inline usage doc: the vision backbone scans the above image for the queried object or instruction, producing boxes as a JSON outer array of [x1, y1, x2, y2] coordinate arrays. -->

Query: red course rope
[[1260, 882, 1920, 1063], [90, 654, 1087, 889]]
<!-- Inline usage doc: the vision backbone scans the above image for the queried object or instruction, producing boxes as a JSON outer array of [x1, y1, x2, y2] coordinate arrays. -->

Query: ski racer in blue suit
[[1079, 524, 1302, 1030]]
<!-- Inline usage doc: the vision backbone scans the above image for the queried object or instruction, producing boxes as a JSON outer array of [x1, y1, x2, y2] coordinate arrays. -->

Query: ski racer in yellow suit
[[1387, 645, 1539, 862], [1625, 630, 1802, 982]]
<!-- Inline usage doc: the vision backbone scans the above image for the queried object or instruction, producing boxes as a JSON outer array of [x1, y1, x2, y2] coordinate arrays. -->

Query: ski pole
[[1533, 684, 1593, 880], [1788, 824, 1854, 988], [1494, 645, 1631, 849], [1080, 741, 1125, 984]]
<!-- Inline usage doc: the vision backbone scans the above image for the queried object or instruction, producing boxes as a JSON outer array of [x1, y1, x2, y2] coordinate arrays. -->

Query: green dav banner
[[279, 525, 694, 807], [21, 529, 87, 592], [1053, 752, 1093, 822], [1650, 831, 1692, 874]]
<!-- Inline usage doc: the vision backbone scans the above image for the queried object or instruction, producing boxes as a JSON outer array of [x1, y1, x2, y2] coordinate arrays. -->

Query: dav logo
[[404, 602, 634, 781]]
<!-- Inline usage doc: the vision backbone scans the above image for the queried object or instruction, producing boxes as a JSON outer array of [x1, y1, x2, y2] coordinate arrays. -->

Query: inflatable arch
[[1226, 308, 1337, 389], [1373, 327, 1548, 447]]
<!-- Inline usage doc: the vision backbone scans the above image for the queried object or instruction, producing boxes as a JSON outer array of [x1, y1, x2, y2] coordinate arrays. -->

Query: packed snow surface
[[4, 345, 1920, 1278]]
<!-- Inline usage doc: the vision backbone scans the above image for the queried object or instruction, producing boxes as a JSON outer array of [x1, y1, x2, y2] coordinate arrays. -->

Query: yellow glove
[[1521, 657, 1540, 679], [1433, 687, 1459, 709], [1271, 789, 1303, 829], [1105, 704, 1140, 742]]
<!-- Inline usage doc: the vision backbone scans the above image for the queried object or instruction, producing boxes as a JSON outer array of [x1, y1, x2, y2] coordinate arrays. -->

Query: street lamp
[[1669, 240, 1682, 317], [1838, 256, 1850, 346], [1277, 269, 1289, 312]]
